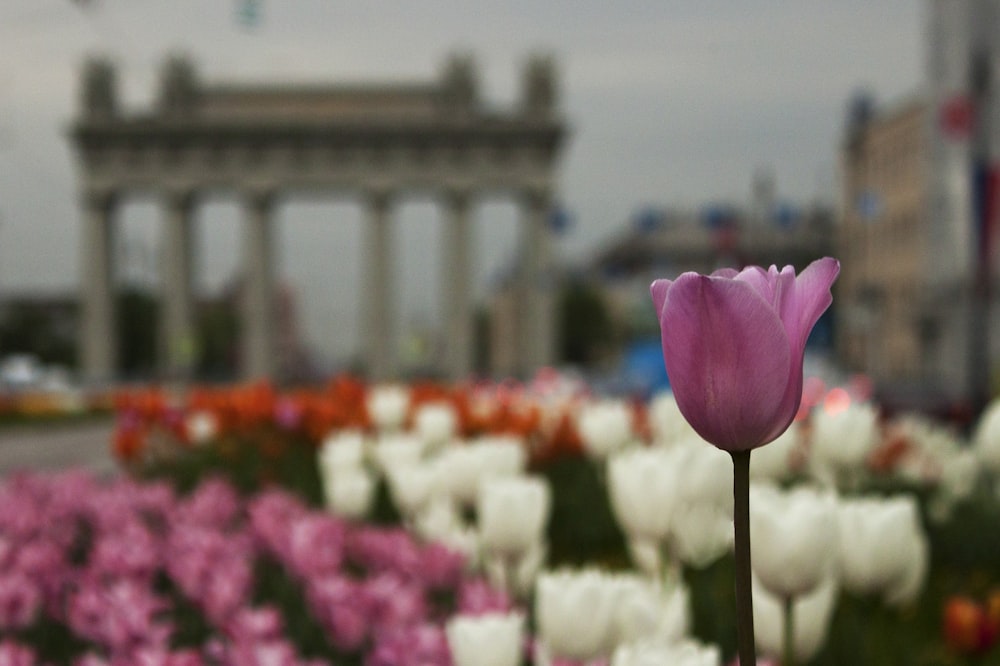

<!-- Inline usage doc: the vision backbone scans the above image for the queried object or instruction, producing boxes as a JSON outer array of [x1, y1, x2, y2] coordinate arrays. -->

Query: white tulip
[[474, 437, 528, 477], [323, 465, 375, 520], [184, 410, 218, 445], [670, 443, 734, 568], [434, 446, 488, 506], [809, 402, 879, 483], [485, 540, 547, 599], [975, 399, 1000, 475], [576, 399, 635, 460], [836, 494, 929, 606], [929, 449, 979, 522], [367, 384, 410, 432], [611, 639, 720, 666], [647, 391, 698, 448], [749, 421, 803, 482], [317, 430, 367, 475], [752, 572, 839, 663], [626, 538, 662, 579], [749, 484, 838, 599], [673, 442, 734, 517], [607, 447, 679, 543], [535, 569, 621, 660], [612, 574, 690, 645], [435, 440, 526, 507], [373, 433, 425, 474], [414, 402, 458, 450], [670, 501, 733, 569], [386, 462, 438, 518], [478, 476, 550, 558], [414, 496, 480, 564], [609, 444, 733, 569], [447, 612, 524, 666]]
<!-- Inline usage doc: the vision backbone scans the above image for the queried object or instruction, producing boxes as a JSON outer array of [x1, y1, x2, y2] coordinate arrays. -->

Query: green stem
[[731, 449, 756, 666], [783, 595, 795, 666]]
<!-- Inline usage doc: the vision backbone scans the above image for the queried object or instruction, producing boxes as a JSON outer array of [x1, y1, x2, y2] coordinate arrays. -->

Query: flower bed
[[7, 375, 1000, 664], [0, 470, 505, 665]]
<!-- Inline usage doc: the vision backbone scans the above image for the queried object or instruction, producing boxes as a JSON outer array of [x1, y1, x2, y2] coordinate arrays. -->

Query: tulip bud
[[373, 433, 425, 474], [749, 484, 838, 599], [435, 439, 526, 508], [836, 494, 928, 606], [809, 402, 879, 484], [447, 612, 525, 666], [414, 496, 480, 565], [535, 569, 621, 660], [612, 574, 690, 645], [477, 477, 550, 558], [576, 399, 635, 460], [415, 402, 458, 450], [323, 465, 375, 520], [367, 384, 410, 433], [386, 462, 438, 518], [607, 448, 678, 543], [749, 421, 803, 482], [317, 430, 367, 475], [650, 258, 839, 452], [647, 391, 697, 447]]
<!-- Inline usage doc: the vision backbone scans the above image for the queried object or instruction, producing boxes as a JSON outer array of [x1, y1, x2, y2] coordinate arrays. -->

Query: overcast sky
[[0, 1, 923, 363]]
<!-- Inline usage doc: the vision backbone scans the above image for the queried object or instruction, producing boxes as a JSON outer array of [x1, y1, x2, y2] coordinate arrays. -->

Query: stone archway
[[70, 53, 568, 383]]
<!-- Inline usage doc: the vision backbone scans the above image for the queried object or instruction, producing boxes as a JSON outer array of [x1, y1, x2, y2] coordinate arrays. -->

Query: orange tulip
[[943, 595, 996, 655]]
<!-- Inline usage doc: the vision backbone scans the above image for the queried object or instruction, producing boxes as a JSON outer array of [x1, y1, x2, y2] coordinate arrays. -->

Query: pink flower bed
[[0, 470, 509, 665]]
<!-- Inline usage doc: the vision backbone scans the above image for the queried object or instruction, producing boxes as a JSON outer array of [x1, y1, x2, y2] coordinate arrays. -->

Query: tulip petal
[[781, 257, 841, 353], [734, 259, 840, 442], [650, 279, 672, 317], [658, 273, 792, 451]]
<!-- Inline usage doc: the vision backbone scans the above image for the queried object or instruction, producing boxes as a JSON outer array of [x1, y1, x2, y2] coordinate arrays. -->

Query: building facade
[[838, 97, 934, 388], [69, 53, 568, 384], [837, 0, 1000, 407]]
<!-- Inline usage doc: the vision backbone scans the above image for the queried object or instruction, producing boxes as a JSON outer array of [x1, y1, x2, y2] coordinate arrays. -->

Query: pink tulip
[[0, 640, 37, 666], [650, 258, 839, 451]]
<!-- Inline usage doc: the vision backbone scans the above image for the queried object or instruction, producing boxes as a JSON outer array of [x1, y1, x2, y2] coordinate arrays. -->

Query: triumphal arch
[[70, 53, 567, 383]]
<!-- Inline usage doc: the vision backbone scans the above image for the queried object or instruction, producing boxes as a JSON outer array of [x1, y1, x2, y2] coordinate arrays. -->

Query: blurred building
[[69, 52, 567, 385], [588, 187, 836, 357], [837, 0, 1000, 411], [838, 95, 931, 389]]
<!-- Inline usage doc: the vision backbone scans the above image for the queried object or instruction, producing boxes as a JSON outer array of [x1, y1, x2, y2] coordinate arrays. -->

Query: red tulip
[[943, 595, 997, 655], [650, 258, 839, 452]]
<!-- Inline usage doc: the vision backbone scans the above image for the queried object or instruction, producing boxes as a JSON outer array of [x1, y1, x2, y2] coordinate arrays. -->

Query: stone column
[[80, 189, 118, 385], [519, 188, 556, 376], [160, 190, 197, 381], [241, 191, 276, 380], [443, 190, 473, 380], [363, 190, 395, 380]]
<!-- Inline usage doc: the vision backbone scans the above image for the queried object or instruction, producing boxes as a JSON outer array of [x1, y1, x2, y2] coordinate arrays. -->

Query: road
[[0, 418, 118, 478]]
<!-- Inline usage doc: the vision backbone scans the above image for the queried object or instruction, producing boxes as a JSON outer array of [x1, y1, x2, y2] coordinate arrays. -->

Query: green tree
[[117, 287, 159, 379], [559, 279, 616, 367]]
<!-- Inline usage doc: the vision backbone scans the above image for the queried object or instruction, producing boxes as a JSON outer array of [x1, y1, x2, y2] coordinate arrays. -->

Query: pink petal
[[733, 265, 795, 310], [658, 273, 792, 451], [758, 257, 840, 441], [650, 279, 672, 316], [782, 257, 841, 354]]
